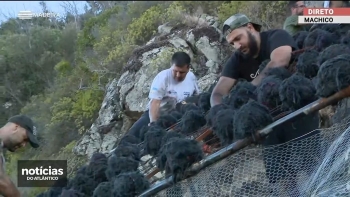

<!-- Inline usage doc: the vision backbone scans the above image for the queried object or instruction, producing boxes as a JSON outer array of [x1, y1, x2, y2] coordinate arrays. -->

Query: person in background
[[325, 0, 350, 7], [283, 1, 312, 36], [311, 1, 350, 31], [0, 115, 40, 197], [127, 51, 200, 138]]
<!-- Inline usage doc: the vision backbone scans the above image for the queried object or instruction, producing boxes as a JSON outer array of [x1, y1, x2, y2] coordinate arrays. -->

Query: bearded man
[[210, 14, 297, 107]]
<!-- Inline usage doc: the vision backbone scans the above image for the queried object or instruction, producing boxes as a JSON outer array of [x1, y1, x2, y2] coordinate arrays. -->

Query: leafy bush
[[126, 1, 165, 21], [218, 1, 288, 30], [54, 60, 73, 77], [71, 89, 104, 134], [217, 1, 250, 23], [77, 6, 121, 53], [176, 1, 226, 16], [126, 5, 164, 45], [164, 2, 187, 25], [105, 44, 136, 73]]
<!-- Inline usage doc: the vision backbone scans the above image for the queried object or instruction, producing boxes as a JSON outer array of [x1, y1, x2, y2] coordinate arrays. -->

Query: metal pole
[[138, 85, 350, 197]]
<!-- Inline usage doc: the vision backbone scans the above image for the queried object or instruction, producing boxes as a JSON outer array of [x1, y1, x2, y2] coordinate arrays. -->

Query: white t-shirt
[[147, 68, 201, 112]]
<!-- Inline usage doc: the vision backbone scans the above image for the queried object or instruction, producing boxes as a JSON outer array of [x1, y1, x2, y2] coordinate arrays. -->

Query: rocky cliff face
[[73, 15, 231, 158]]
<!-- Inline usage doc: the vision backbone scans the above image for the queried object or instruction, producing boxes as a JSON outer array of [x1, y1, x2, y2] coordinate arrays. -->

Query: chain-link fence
[[152, 116, 350, 197]]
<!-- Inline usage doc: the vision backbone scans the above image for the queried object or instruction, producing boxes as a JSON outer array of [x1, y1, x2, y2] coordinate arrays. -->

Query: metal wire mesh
[[153, 116, 350, 197]]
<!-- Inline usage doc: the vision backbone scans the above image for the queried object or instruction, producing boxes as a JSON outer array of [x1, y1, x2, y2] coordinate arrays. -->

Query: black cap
[[8, 115, 39, 148]]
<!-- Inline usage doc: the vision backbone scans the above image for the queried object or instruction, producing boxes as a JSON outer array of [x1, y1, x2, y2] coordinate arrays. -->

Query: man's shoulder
[[284, 15, 298, 25], [283, 15, 303, 36], [155, 69, 170, 80], [262, 29, 290, 38], [187, 71, 200, 84], [157, 68, 170, 76], [262, 29, 296, 48], [227, 51, 241, 61], [223, 52, 244, 69], [187, 71, 196, 78]]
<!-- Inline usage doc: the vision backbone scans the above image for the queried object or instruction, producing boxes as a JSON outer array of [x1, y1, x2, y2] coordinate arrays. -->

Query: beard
[[239, 31, 259, 59]]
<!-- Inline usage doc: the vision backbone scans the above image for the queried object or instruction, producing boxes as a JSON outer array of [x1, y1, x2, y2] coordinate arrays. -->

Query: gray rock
[[73, 79, 124, 158], [158, 22, 173, 35]]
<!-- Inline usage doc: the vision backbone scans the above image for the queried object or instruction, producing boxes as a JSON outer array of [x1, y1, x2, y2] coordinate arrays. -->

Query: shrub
[[217, 1, 288, 30], [126, 5, 164, 45], [54, 60, 73, 77], [176, 1, 226, 16], [217, 1, 248, 24], [164, 2, 187, 25], [71, 89, 104, 134], [77, 6, 121, 53], [126, 1, 165, 21], [105, 44, 136, 73]]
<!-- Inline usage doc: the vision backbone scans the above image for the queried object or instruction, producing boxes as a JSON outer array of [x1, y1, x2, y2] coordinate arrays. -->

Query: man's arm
[[149, 99, 161, 123], [0, 156, 21, 197], [210, 76, 237, 107], [148, 73, 166, 123], [210, 54, 240, 107], [0, 176, 21, 197], [251, 30, 296, 86]]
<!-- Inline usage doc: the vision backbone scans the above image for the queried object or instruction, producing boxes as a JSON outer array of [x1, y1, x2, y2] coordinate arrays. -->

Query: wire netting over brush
[[153, 117, 350, 197]]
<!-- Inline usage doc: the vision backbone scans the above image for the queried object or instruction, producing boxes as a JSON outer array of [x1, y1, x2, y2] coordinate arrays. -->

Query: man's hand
[[210, 77, 237, 107]]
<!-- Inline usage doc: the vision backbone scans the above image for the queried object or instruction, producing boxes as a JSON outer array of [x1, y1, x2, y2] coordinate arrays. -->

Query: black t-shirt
[[221, 29, 297, 82]]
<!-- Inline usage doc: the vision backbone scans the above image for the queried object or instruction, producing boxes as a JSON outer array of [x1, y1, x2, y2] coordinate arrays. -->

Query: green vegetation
[[0, 1, 288, 196]]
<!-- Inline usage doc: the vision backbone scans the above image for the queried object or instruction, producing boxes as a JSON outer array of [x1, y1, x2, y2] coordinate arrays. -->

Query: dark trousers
[[128, 110, 150, 139]]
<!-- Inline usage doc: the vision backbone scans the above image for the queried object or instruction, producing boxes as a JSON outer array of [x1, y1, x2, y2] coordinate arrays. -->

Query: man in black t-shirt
[[211, 14, 316, 194], [210, 14, 297, 107]]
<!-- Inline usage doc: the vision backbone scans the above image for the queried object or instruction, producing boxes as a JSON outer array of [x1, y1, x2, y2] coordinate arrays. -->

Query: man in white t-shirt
[[128, 51, 201, 138]]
